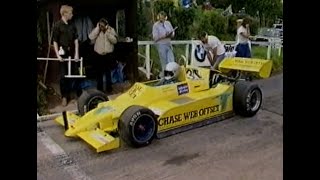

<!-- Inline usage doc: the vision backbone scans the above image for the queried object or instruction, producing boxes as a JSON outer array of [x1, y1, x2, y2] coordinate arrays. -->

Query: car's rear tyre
[[119, 105, 157, 147], [233, 81, 262, 117], [77, 88, 108, 116]]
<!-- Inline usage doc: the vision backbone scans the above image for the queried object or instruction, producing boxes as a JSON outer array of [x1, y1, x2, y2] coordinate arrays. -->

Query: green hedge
[[139, 0, 260, 41]]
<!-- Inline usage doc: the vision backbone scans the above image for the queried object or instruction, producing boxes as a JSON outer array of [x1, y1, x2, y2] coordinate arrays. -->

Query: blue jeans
[[235, 43, 251, 58], [156, 43, 175, 77]]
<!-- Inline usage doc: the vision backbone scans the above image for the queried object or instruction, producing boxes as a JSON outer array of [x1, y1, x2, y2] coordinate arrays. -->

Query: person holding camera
[[89, 18, 117, 93]]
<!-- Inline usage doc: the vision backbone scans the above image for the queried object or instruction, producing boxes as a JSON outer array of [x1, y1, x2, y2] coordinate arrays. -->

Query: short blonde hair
[[60, 5, 73, 16]]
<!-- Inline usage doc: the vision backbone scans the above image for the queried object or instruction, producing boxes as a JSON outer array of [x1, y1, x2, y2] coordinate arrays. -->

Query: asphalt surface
[[37, 73, 283, 180]]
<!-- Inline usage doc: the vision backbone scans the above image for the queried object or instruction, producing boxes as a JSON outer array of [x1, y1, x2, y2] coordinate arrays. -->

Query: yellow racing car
[[55, 57, 272, 153]]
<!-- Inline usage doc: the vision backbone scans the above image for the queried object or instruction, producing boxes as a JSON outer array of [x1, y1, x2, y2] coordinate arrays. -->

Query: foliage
[[154, 0, 176, 17], [251, 46, 283, 73], [138, 0, 267, 41], [137, 0, 150, 40], [171, 7, 197, 39], [37, 75, 48, 115]]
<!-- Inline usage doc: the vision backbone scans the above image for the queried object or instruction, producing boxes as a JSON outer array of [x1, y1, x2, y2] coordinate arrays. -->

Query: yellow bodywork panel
[[78, 128, 120, 153], [54, 60, 271, 153], [218, 57, 273, 78], [55, 112, 80, 128], [149, 83, 234, 132]]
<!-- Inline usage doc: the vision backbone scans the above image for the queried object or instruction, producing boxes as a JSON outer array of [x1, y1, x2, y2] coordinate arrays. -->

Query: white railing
[[37, 57, 86, 78], [138, 40, 282, 79]]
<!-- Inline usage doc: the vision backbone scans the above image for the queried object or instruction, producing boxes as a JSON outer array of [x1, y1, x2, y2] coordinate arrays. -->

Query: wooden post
[[43, 11, 53, 84]]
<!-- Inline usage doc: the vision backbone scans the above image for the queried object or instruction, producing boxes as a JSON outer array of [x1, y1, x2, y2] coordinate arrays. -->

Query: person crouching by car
[[89, 18, 117, 93], [198, 31, 226, 70], [235, 18, 252, 58]]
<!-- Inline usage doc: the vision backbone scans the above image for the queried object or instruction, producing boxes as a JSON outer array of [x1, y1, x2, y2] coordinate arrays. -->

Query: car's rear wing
[[218, 57, 273, 78]]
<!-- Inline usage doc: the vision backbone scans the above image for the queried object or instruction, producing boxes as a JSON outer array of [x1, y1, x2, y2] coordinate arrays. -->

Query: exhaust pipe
[[62, 111, 69, 131]]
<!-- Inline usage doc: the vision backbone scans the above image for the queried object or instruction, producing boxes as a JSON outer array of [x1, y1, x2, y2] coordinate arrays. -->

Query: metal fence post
[[68, 56, 72, 76], [185, 44, 189, 64], [146, 44, 151, 79], [278, 46, 282, 57], [267, 41, 271, 60]]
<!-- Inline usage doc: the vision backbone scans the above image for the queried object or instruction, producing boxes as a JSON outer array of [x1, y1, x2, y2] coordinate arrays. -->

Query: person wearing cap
[[152, 11, 177, 78], [235, 18, 252, 58], [198, 31, 226, 70], [89, 18, 117, 93]]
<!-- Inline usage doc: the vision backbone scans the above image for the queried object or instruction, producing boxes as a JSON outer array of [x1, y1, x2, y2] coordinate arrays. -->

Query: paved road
[[37, 74, 283, 180]]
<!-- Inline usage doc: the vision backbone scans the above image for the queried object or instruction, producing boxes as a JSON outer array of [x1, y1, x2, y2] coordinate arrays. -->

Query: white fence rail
[[138, 40, 282, 79], [37, 57, 86, 78]]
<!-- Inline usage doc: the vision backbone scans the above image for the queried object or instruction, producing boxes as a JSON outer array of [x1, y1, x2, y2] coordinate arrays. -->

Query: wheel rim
[[133, 114, 155, 143], [248, 89, 262, 112], [87, 96, 106, 111]]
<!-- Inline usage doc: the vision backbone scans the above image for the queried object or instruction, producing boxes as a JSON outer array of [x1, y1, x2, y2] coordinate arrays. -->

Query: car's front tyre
[[119, 106, 157, 147]]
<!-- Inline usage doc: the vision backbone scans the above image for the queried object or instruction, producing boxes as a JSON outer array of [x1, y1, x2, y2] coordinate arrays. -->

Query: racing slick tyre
[[233, 81, 262, 117], [119, 105, 157, 148], [77, 88, 108, 116]]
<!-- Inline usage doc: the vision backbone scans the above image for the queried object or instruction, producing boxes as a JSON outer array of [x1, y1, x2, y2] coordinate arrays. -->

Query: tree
[[244, 0, 283, 26], [223, 0, 282, 27], [137, 0, 150, 40]]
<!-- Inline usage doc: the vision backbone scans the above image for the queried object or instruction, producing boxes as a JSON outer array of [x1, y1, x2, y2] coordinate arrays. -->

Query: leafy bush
[[154, 0, 175, 17], [37, 75, 48, 115], [140, 0, 260, 41]]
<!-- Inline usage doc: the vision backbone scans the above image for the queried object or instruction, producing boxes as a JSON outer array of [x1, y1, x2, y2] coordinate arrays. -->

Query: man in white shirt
[[198, 31, 226, 70], [89, 18, 117, 92]]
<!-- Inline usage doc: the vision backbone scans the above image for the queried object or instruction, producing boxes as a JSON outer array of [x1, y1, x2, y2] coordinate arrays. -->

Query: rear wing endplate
[[218, 57, 273, 78]]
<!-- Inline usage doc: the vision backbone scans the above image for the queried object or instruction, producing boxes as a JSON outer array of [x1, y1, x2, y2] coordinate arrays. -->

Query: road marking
[[38, 131, 93, 180]]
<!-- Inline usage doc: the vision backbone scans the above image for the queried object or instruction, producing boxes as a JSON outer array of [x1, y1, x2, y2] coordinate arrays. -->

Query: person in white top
[[235, 19, 251, 52], [235, 18, 251, 58], [198, 31, 226, 70]]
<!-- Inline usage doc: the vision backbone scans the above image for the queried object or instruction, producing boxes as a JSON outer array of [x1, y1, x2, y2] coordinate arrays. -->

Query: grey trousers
[[156, 43, 175, 77]]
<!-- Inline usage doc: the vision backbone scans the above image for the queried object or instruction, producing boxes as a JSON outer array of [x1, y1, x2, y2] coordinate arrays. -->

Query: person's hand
[[208, 53, 213, 60], [166, 31, 173, 37], [74, 54, 79, 61], [57, 55, 63, 62]]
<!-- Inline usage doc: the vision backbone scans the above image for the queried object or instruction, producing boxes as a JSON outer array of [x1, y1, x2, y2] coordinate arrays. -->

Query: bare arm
[[52, 24, 62, 60], [211, 47, 218, 57], [74, 39, 79, 59], [53, 41, 62, 60]]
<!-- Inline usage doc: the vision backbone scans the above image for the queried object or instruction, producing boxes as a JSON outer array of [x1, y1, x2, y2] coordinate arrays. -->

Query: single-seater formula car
[[55, 57, 272, 153]]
